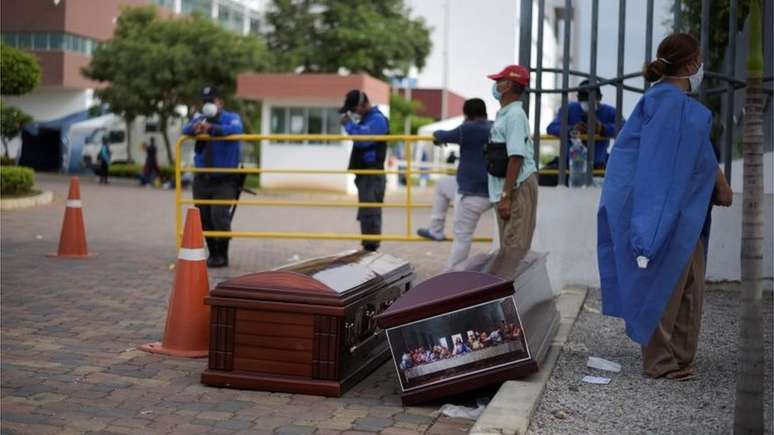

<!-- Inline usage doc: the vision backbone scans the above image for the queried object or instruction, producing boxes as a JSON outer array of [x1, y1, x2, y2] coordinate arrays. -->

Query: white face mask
[[668, 63, 704, 92], [347, 110, 361, 123], [579, 102, 590, 112], [202, 102, 218, 118]]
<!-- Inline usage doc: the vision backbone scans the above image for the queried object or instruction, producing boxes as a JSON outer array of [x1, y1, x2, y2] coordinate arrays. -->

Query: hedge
[[108, 163, 174, 181], [1, 166, 35, 196]]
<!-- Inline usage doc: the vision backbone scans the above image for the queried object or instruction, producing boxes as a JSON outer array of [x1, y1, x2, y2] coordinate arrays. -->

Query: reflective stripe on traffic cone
[[49, 177, 93, 258], [141, 208, 210, 358]]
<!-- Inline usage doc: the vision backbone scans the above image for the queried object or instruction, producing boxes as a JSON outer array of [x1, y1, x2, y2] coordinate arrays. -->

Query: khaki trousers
[[496, 173, 538, 252], [642, 239, 706, 378]]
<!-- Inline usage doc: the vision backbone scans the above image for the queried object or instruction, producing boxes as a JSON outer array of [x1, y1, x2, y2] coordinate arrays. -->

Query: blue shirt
[[433, 120, 491, 197], [182, 110, 244, 170], [547, 101, 620, 166], [488, 101, 537, 203]]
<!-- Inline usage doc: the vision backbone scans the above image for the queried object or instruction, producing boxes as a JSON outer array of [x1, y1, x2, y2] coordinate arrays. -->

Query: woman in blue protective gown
[[597, 33, 733, 380]]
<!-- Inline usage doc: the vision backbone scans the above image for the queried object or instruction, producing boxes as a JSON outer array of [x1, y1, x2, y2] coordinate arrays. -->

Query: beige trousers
[[496, 173, 538, 252], [642, 239, 706, 378]]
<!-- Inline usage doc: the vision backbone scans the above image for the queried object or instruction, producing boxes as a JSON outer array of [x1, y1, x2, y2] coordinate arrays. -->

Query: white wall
[[532, 186, 773, 291]]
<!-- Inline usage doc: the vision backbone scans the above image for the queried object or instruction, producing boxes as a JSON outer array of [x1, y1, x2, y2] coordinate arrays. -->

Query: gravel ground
[[529, 287, 773, 435]]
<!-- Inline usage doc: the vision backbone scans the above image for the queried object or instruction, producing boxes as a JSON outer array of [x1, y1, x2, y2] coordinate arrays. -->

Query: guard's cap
[[487, 65, 530, 87], [201, 85, 220, 101], [339, 89, 367, 113]]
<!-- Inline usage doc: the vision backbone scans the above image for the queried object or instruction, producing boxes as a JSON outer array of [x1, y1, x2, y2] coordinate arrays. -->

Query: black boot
[[221, 239, 229, 267], [207, 240, 228, 268]]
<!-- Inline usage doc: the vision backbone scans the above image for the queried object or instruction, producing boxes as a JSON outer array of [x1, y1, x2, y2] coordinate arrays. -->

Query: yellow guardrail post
[[405, 140, 412, 238], [175, 136, 185, 250]]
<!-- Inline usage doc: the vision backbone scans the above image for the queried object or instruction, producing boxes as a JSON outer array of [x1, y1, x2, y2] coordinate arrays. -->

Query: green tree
[[734, 2, 765, 433], [264, 0, 432, 79], [83, 6, 270, 165], [0, 101, 33, 158], [0, 43, 41, 96], [388, 93, 433, 136], [0, 43, 41, 158]]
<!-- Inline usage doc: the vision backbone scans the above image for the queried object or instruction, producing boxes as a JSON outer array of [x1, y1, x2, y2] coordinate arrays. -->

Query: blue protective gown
[[597, 82, 717, 345]]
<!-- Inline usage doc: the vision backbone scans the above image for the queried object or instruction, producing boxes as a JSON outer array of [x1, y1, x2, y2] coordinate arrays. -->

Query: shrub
[[108, 163, 175, 181], [0, 156, 16, 166], [1, 166, 35, 196]]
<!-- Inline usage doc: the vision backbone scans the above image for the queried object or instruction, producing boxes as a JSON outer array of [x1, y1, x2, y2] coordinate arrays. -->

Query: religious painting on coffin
[[385, 296, 530, 391]]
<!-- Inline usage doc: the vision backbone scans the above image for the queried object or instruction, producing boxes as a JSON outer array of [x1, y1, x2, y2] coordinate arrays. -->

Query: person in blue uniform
[[597, 33, 733, 380], [547, 79, 619, 169], [182, 86, 244, 268], [339, 90, 389, 252]]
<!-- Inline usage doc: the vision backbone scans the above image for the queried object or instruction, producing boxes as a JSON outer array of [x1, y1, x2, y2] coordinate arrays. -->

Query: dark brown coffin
[[201, 250, 415, 396], [376, 249, 559, 405]]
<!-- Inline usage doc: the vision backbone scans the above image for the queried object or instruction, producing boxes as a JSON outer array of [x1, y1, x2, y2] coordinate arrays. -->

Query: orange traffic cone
[[141, 208, 210, 358], [49, 177, 94, 258]]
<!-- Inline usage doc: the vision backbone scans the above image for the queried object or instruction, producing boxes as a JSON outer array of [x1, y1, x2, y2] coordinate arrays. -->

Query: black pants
[[354, 174, 385, 250], [193, 174, 239, 240]]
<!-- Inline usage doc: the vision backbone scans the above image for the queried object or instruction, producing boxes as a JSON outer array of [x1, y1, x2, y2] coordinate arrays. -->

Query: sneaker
[[417, 228, 445, 241]]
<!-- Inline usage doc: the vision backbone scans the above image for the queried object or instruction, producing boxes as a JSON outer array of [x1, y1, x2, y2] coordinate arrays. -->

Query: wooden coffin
[[201, 250, 415, 397], [376, 249, 559, 405]]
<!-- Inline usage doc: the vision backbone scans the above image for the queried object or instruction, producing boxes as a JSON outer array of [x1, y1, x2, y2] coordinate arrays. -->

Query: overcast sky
[[406, 0, 675, 123]]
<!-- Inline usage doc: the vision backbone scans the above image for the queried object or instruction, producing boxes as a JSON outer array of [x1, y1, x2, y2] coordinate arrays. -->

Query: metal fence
[[173, 133, 607, 247], [520, 0, 774, 186]]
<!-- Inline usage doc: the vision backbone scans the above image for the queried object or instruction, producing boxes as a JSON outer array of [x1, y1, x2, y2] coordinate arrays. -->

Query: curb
[[0, 191, 54, 210], [469, 287, 589, 435]]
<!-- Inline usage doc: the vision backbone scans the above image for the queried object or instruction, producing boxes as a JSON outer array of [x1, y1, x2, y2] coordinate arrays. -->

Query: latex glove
[[636, 256, 649, 269]]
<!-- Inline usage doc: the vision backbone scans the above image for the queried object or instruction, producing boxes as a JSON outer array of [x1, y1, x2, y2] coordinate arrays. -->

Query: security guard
[[339, 90, 389, 252], [182, 86, 244, 267]]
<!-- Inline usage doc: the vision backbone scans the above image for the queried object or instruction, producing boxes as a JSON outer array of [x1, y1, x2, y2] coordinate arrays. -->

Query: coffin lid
[[376, 271, 514, 327], [212, 250, 413, 306]]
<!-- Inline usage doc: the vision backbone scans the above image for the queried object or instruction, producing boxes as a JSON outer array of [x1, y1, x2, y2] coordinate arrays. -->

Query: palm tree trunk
[[734, 1, 765, 433]]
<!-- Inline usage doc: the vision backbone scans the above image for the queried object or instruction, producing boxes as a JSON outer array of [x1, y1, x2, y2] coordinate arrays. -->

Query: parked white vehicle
[[73, 114, 129, 166]]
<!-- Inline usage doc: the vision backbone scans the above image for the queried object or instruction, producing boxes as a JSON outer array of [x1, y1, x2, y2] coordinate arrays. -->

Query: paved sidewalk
[[1, 176, 498, 435]]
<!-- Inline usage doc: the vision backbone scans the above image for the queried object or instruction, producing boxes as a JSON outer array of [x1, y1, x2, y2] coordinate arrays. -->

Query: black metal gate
[[520, 0, 773, 186]]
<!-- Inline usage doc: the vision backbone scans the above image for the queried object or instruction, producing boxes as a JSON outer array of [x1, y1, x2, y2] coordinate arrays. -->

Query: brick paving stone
[[379, 428, 424, 435], [212, 419, 254, 430], [1, 177, 497, 434], [392, 413, 434, 425], [352, 416, 394, 432], [273, 425, 317, 435]]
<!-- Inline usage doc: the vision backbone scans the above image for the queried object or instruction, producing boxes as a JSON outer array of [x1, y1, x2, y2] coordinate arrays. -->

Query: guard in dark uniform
[[339, 90, 389, 252], [182, 86, 244, 267]]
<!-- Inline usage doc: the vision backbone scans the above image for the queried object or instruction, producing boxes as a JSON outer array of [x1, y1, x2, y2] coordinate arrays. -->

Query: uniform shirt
[[487, 101, 537, 203], [432, 120, 491, 197], [182, 110, 244, 171], [547, 101, 620, 167], [344, 106, 389, 168]]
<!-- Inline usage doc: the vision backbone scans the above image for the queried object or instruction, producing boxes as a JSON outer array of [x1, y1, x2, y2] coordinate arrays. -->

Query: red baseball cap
[[487, 65, 530, 86]]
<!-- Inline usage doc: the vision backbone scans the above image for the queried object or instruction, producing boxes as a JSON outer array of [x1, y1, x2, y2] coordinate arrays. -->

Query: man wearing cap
[[182, 86, 244, 268], [339, 90, 390, 252], [547, 79, 620, 170], [487, 65, 539, 252]]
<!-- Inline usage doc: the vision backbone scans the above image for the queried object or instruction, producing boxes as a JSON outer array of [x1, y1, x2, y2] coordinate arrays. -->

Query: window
[[33, 33, 48, 50], [2, 32, 17, 46], [152, 0, 175, 10], [270, 106, 344, 145], [182, 0, 211, 16], [18, 33, 32, 49], [49, 33, 63, 50]]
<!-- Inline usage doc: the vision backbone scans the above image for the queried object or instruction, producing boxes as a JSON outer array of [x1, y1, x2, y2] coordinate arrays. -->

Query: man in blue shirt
[[339, 90, 389, 252], [546, 80, 621, 174], [418, 98, 493, 270], [182, 85, 244, 268]]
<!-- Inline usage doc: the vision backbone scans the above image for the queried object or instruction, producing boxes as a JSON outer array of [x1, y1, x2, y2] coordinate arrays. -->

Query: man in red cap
[[485, 65, 538, 252]]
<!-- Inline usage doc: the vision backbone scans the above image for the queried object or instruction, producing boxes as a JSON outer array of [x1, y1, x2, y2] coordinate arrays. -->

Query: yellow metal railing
[[174, 133, 606, 247]]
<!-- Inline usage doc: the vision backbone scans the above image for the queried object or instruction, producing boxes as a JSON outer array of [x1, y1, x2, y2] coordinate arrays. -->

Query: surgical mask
[[491, 82, 502, 101], [202, 102, 218, 118], [579, 102, 590, 112], [687, 63, 704, 92], [347, 110, 361, 123], [669, 63, 704, 92]]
